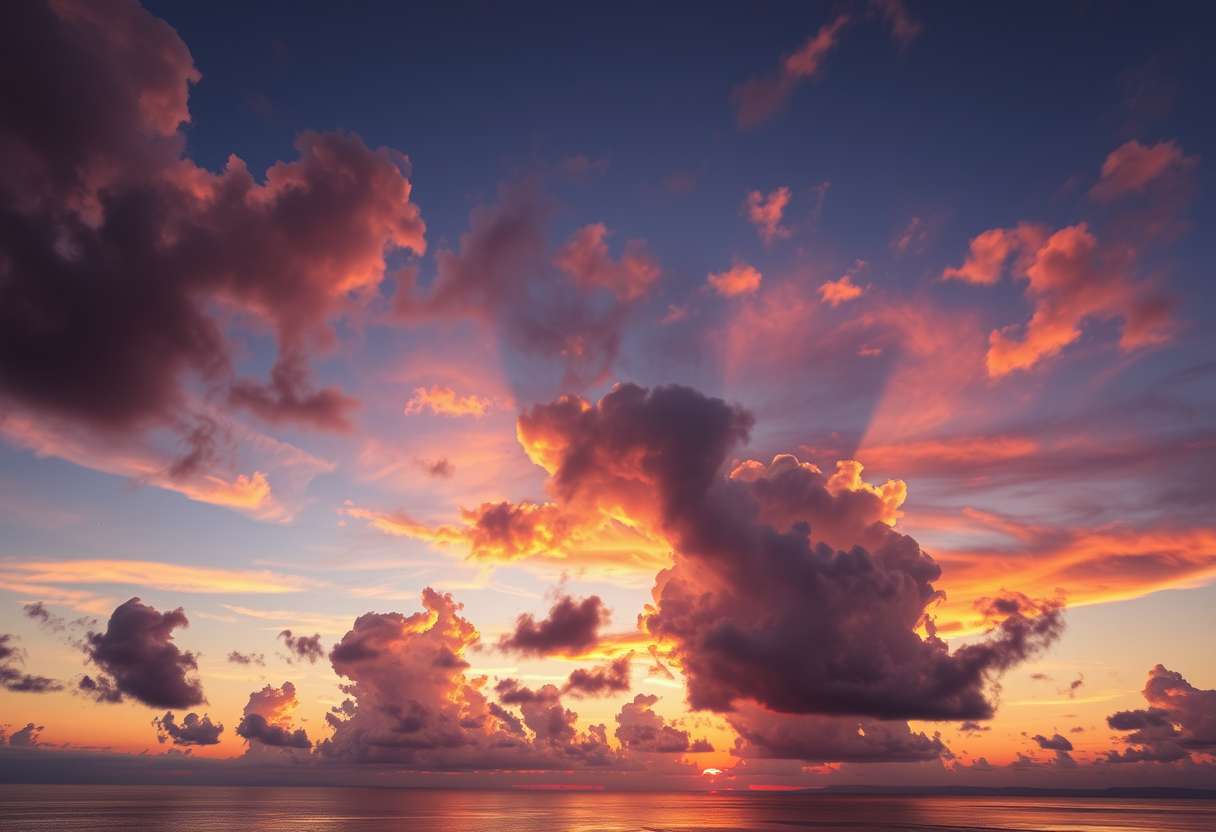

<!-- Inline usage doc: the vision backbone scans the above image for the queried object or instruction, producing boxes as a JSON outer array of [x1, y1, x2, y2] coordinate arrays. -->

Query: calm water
[[0, 786, 1212, 832]]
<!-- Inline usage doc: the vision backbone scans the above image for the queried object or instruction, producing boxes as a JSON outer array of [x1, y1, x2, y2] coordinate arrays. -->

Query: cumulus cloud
[[0, 633, 62, 693], [322, 589, 618, 769], [153, 712, 224, 746], [708, 263, 762, 297], [1090, 140, 1196, 202], [554, 223, 661, 301], [732, 15, 850, 128], [1032, 733, 1073, 752], [615, 694, 712, 753], [818, 274, 865, 307], [1106, 665, 1216, 763], [236, 682, 311, 749], [564, 656, 632, 697], [81, 597, 204, 708], [944, 222, 1174, 375], [498, 595, 609, 657], [3, 723, 43, 748], [744, 187, 792, 243], [0, 0, 426, 452], [511, 384, 1062, 721], [278, 630, 324, 664]]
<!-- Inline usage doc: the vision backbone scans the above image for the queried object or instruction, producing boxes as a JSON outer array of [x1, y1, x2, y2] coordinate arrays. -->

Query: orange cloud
[[708, 263, 762, 298], [744, 187, 791, 243], [554, 223, 661, 301], [944, 223, 1174, 376], [1090, 139, 1196, 202], [0, 560, 317, 595], [817, 274, 864, 307], [403, 385, 495, 418]]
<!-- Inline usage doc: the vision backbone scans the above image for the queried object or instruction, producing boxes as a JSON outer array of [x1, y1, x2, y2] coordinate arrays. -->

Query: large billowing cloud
[[512, 384, 1062, 725], [1105, 665, 1216, 763], [81, 597, 205, 709], [0, 0, 425, 471], [943, 222, 1174, 375], [320, 589, 623, 770]]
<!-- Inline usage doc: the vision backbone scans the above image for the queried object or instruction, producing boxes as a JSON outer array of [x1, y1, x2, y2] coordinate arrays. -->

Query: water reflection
[[0, 786, 1212, 832]]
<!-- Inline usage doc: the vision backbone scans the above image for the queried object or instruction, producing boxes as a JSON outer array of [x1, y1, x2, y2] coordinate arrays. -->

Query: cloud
[[513, 383, 1061, 720], [1105, 665, 1216, 763], [278, 630, 324, 664], [236, 681, 311, 749], [944, 223, 1174, 375], [1090, 140, 1197, 202], [499, 595, 609, 657], [708, 263, 763, 297], [817, 274, 865, 307], [564, 656, 632, 697], [729, 701, 946, 763], [615, 694, 712, 753], [0, 559, 317, 595], [1032, 733, 1073, 752], [872, 0, 923, 46], [732, 15, 850, 128], [0, 633, 62, 693], [3, 723, 43, 748], [744, 188, 792, 244], [322, 589, 618, 769], [554, 223, 661, 301], [81, 597, 205, 709], [227, 651, 264, 666], [153, 712, 224, 746], [396, 182, 639, 390], [403, 386, 494, 418], [0, 0, 426, 454]]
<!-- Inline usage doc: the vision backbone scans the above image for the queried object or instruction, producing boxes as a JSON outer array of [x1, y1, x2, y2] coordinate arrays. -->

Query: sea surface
[[0, 786, 1212, 831]]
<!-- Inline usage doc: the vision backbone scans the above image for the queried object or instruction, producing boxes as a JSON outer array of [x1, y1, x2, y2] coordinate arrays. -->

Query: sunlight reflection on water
[[0, 786, 1212, 832]]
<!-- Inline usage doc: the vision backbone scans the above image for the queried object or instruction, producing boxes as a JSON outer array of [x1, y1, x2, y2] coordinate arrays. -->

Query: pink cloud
[[708, 263, 763, 297], [554, 223, 661, 301], [744, 187, 792, 243], [731, 15, 850, 128], [817, 274, 864, 307], [1090, 139, 1196, 202]]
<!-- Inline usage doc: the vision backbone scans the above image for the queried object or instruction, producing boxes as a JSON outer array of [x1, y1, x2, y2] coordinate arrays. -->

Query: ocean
[[0, 786, 1213, 831]]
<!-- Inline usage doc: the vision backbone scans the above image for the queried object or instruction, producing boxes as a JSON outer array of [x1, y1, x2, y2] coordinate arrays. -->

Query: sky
[[1, 0, 1214, 791]]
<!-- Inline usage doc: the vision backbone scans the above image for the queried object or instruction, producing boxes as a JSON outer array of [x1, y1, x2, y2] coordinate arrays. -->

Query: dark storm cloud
[[0, 0, 425, 447], [82, 597, 204, 709], [517, 383, 1063, 721], [0, 634, 62, 693], [498, 595, 609, 657], [564, 656, 632, 698], [153, 712, 224, 746], [278, 630, 324, 664]]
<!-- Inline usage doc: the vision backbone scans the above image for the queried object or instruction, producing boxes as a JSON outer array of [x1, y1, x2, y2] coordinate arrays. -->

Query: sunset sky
[[1, 0, 1214, 790]]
